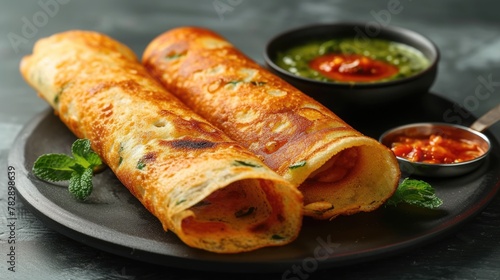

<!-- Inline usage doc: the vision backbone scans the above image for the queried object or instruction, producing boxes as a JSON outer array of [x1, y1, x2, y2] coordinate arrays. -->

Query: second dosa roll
[[143, 27, 401, 220]]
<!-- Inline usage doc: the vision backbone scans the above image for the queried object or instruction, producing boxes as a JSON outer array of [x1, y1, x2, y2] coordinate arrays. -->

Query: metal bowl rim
[[379, 122, 492, 168]]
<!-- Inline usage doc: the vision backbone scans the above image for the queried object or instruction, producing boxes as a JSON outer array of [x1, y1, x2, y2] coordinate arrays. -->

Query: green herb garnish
[[289, 160, 307, 169], [227, 80, 242, 85], [136, 160, 146, 170], [165, 52, 185, 60], [385, 178, 443, 209], [32, 139, 104, 200], [176, 199, 187, 205], [118, 143, 124, 166], [271, 234, 285, 240], [233, 160, 261, 168]]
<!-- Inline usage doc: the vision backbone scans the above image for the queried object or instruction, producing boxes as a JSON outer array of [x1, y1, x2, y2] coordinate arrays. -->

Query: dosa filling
[[308, 148, 358, 183], [181, 179, 285, 240], [300, 145, 388, 218]]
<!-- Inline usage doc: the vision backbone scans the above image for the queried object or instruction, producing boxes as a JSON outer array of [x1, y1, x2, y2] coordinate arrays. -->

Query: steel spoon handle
[[470, 103, 500, 132]]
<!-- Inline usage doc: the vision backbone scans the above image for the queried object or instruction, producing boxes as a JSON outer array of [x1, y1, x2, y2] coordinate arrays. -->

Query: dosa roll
[[143, 27, 400, 220], [20, 30, 303, 253]]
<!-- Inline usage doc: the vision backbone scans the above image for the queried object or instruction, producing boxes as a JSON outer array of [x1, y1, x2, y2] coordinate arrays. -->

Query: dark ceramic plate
[[9, 93, 500, 273]]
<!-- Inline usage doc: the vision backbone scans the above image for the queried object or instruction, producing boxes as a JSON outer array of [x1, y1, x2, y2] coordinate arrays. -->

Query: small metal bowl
[[379, 123, 491, 177], [379, 104, 500, 177]]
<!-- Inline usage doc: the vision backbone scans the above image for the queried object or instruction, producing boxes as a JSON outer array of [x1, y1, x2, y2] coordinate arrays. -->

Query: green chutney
[[275, 38, 430, 83]]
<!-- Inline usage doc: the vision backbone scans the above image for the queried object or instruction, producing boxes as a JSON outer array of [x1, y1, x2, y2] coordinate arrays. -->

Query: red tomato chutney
[[390, 134, 485, 164], [309, 53, 398, 82]]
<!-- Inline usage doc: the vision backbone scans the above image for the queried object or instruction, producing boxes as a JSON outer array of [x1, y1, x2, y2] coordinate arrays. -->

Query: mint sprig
[[386, 178, 443, 209], [32, 139, 104, 200]]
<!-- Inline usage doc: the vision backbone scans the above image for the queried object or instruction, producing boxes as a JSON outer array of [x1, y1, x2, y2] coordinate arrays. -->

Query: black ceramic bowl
[[264, 22, 440, 111]]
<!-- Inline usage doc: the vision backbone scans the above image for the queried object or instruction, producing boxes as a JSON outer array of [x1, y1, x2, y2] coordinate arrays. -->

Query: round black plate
[[9, 93, 500, 273]]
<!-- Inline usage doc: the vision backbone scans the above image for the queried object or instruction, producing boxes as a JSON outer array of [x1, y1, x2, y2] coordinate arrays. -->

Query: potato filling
[[181, 179, 273, 234], [308, 148, 358, 183]]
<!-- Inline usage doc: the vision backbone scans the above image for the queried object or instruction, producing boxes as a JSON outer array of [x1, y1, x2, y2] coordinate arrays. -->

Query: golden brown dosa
[[20, 30, 303, 253], [143, 27, 400, 219]]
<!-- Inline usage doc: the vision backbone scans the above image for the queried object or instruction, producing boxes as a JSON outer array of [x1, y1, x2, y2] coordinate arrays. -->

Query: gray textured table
[[1, 1, 500, 279]]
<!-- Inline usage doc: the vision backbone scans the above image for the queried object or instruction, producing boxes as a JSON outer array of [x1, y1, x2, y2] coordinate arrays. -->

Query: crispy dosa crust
[[20, 30, 303, 253], [143, 27, 400, 219]]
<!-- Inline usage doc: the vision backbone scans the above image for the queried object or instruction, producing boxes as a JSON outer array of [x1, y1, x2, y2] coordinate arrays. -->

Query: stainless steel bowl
[[379, 104, 500, 177]]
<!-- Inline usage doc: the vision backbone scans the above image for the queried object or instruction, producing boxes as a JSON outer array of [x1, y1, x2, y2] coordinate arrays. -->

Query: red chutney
[[391, 134, 484, 164], [308, 53, 399, 82]]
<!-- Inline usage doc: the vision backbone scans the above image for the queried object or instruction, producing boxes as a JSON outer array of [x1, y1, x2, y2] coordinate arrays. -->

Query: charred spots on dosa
[[161, 139, 217, 150], [100, 102, 113, 117], [173, 139, 216, 149], [159, 109, 227, 138], [88, 80, 142, 96]]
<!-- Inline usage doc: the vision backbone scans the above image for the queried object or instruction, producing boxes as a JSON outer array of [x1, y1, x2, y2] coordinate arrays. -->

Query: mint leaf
[[72, 139, 102, 168], [32, 139, 104, 200], [33, 153, 75, 181], [69, 167, 93, 200], [386, 178, 443, 209]]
